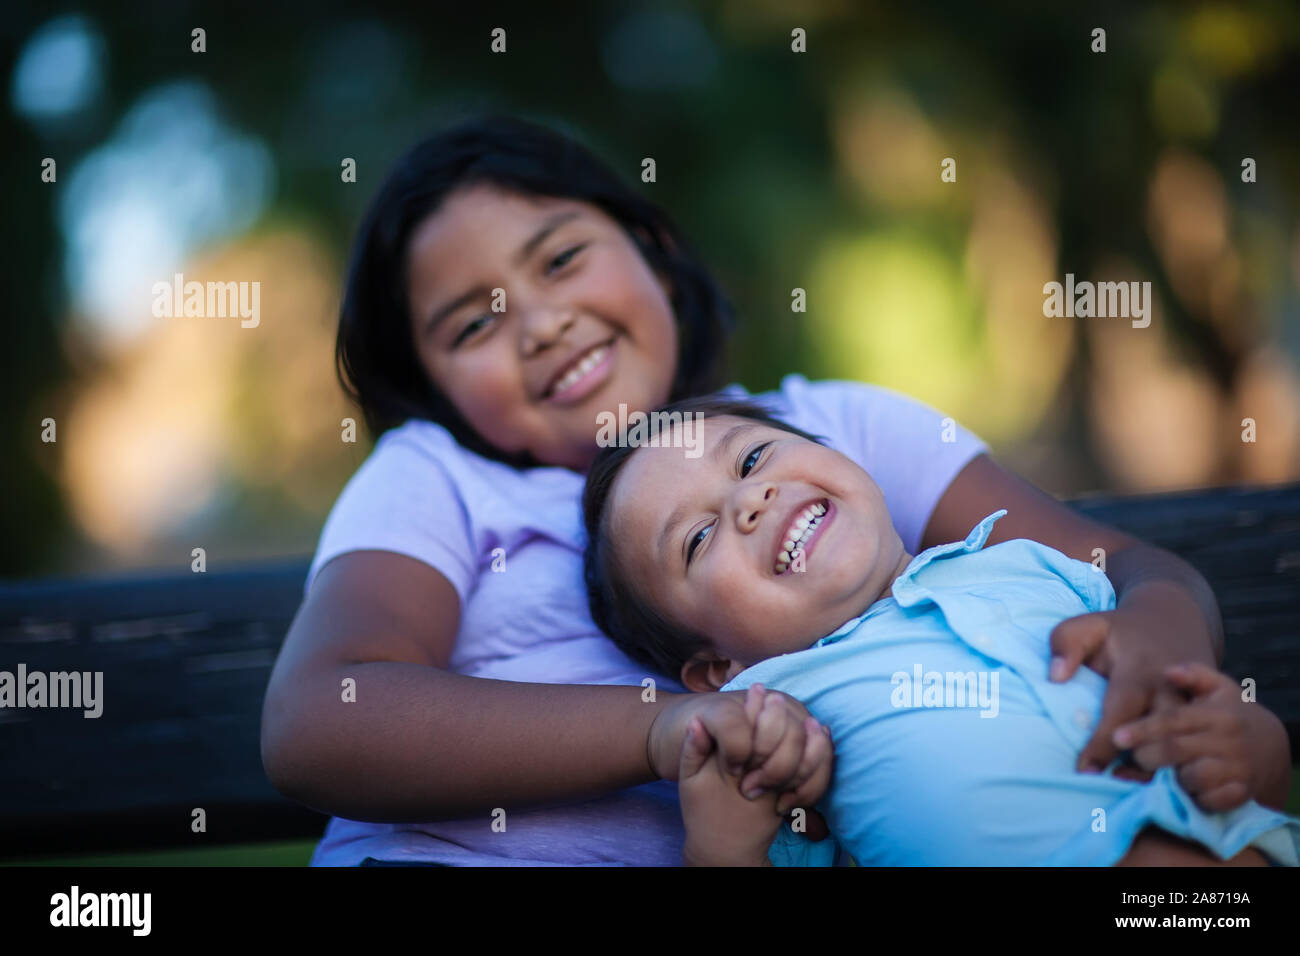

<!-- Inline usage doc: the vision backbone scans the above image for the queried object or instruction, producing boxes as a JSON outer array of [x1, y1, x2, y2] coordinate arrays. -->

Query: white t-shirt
[[303, 374, 988, 865]]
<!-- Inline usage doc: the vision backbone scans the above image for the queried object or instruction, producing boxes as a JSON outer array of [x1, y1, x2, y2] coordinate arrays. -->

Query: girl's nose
[[520, 306, 576, 355]]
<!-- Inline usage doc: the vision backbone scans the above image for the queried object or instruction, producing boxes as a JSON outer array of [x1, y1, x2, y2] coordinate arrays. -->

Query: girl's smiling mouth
[[542, 338, 616, 404], [774, 498, 833, 574]]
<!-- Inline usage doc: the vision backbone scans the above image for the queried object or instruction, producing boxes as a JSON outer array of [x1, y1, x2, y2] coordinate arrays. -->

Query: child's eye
[[740, 443, 770, 477], [452, 314, 494, 347], [686, 523, 713, 565], [547, 244, 585, 274]]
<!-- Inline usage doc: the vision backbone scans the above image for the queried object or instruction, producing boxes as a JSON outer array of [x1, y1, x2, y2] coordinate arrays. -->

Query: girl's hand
[[680, 715, 820, 866], [648, 684, 833, 839], [1047, 582, 1217, 775], [1110, 663, 1292, 812]]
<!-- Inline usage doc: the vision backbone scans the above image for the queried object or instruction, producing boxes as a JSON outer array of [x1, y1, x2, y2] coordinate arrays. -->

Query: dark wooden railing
[[1, 483, 1297, 858]]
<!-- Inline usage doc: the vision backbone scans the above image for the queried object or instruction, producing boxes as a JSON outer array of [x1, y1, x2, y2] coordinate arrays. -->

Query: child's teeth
[[775, 502, 829, 573]]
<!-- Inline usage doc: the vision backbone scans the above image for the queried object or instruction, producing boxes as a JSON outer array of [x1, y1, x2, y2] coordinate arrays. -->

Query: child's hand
[[649, 685, 834, 838], [738, 684, 834, 829], [679, 714, 823, 866], [1109, 663, 1292, 812]]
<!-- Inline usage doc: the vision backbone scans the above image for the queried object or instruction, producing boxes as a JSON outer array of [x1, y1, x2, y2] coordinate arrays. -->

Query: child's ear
[[680, 653, 737, 693]]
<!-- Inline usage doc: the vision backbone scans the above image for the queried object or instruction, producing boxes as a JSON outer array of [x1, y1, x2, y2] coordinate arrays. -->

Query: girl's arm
[[259, 550, 817, 822], [922, 454, 1224, 773]]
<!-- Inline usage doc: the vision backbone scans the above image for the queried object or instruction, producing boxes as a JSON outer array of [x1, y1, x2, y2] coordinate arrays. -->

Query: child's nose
[[734, 483, 777, 532]]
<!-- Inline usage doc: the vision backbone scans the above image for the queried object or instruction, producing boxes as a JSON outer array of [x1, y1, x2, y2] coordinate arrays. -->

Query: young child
[[581, 396, 1300, 866]]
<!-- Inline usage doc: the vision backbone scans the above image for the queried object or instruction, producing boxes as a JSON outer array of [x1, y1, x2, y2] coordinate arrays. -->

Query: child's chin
[[837, 539, 879, 572]]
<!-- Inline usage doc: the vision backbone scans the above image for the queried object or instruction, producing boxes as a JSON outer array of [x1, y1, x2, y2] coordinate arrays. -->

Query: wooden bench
[[2, 483, 1297, 859]]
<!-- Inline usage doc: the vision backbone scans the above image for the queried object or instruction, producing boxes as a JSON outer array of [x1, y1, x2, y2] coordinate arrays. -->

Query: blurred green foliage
[[4, 0, 1298, 576]]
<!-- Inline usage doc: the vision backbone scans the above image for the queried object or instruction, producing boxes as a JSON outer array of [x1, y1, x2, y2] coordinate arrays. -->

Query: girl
[[259, 113, 1279, 866]]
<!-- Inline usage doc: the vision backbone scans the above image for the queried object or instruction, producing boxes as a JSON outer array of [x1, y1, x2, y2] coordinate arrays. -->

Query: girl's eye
[[452, 314, 493, 347], [740, 443, 770, 477], [686, 523, 713, 565], [547, 244, 585, 274]]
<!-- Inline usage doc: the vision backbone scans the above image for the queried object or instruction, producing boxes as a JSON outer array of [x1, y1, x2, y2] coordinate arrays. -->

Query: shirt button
[[1073, 708, 1093, 730]]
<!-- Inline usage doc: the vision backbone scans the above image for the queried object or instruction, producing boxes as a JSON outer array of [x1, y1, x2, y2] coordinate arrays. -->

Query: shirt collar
[[814, 509, 1008, 646], [896, 508, 1008, 580]]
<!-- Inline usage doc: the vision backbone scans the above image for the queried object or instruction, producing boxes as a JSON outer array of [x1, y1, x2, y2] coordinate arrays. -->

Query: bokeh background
[[5, 0, 1299, 580]]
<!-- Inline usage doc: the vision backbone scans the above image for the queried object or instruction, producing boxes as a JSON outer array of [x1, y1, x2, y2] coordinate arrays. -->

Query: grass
[[7, 838, 318, 867], [6, 768, 1299, 866]]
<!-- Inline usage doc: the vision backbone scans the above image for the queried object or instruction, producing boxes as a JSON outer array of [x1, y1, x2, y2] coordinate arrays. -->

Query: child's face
[[608, 416, 908, 686], [405, 182, 681, 470]]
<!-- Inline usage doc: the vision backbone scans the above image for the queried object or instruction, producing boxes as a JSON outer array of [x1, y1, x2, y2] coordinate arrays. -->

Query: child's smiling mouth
[[774, 498, 832, 574]]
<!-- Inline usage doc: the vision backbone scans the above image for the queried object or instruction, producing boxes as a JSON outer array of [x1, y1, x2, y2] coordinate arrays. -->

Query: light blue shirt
[[721, 510, 1300, 866]]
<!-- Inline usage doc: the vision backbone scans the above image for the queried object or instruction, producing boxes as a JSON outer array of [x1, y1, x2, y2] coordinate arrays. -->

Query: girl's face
[[608, 416, 910, 687], [405, 182, 680, 470]]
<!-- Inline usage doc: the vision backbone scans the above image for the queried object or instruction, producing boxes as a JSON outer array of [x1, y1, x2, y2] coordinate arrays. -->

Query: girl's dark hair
[[582, 395, 825, 684], [336, 112, 736, 466]]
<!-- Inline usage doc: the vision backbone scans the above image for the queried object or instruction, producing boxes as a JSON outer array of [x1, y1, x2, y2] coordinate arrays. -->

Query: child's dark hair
[[582, 395, 825, 683], [336, 112, 736, 466]]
